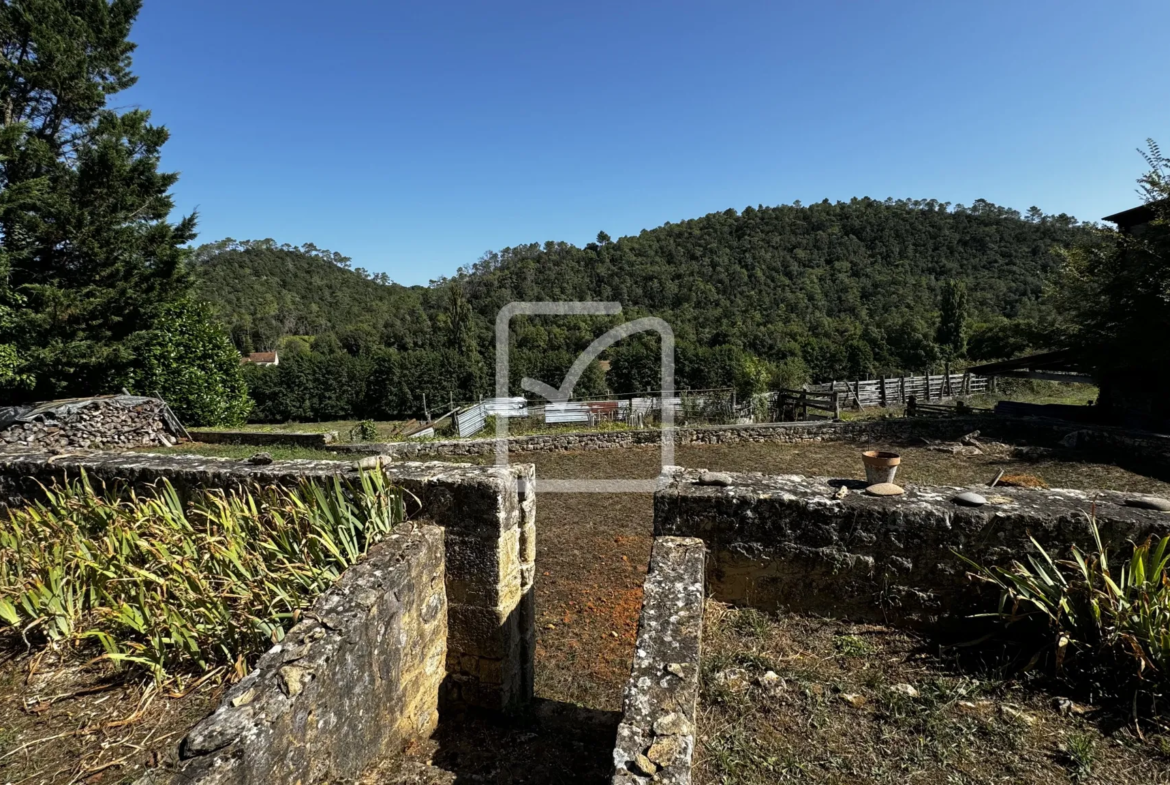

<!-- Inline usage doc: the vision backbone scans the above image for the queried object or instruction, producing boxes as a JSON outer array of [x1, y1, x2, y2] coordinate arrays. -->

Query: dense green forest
[[193, 198, 1092, 421]]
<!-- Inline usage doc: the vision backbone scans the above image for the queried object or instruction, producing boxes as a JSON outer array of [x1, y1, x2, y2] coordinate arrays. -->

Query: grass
[[696, 602, 1170, 784], [1065, 732, 1097, 780], [0, 470, 404, 681]]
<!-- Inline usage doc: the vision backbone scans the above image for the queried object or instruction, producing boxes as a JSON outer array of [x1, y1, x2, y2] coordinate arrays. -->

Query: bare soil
[[0, 643, 223, 785], [696, 601, 1170, 784]]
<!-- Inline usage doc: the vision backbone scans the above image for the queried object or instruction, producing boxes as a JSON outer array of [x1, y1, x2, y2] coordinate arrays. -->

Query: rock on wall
[[0, 395, 183, 451], [613, 537, 705, 785], [141, 524, 446, 785], [654, 468, 1170, 626]]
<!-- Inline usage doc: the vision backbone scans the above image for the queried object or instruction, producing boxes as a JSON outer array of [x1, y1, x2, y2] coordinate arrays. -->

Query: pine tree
[[0, 0, 197, 399]]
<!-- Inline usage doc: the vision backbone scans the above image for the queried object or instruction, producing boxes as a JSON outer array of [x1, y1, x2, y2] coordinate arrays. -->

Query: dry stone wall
[[654, 468, 1170, 625], [192, 429, 336, 448], [613, 537, 705, 785], [338, 417, 1170, 481], [141, 524, 447, 785]]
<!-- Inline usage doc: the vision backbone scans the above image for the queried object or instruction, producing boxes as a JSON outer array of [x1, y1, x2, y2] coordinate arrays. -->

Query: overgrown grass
[[0, 471, 404, 681], [961, 515, 1170, 711]]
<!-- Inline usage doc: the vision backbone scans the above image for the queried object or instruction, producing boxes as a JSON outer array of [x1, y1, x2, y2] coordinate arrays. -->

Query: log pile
[[0, 395, 184, 451]]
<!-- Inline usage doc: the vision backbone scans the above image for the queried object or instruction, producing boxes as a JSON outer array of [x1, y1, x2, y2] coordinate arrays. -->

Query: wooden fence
[[808, 372, 989, 409]]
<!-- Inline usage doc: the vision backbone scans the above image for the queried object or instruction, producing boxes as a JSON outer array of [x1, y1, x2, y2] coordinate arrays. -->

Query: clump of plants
[[349, 419, 379, 442], [960, 517, 1170, 712], [0, 471, 404, 681]]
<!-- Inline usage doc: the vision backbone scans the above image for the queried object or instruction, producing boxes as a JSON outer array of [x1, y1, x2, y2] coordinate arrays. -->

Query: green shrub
[[123, 299, 252, 426], [0, 470, 403, 681], [349, 419, 378, 442], [959, 517, 1170, 707]]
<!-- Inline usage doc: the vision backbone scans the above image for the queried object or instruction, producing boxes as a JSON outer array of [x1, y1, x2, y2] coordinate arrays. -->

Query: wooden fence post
[[900, 375, 906, 405], [879, 377, 887, 407]]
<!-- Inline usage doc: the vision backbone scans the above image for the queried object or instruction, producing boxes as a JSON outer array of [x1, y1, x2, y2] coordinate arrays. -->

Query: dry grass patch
[[696, 602, 1170, 784]]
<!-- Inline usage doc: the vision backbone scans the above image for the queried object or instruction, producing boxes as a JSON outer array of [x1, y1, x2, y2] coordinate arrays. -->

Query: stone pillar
[[384, 463, 536, 712]]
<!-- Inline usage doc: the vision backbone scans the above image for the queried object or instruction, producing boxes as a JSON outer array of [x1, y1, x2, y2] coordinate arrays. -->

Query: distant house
[[241, 351, 279, 366]]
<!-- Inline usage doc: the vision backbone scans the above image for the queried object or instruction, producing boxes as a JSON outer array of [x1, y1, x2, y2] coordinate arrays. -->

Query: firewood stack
[[0, 395, 185, 451]]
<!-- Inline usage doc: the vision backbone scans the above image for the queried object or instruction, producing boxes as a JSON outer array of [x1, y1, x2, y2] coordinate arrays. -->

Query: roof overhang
[[967, 349, 1095, 384]]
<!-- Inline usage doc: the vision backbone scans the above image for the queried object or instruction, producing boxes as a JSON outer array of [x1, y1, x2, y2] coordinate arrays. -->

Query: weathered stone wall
[[333, 416, 1170, 479], [654, 468, 1170, 626], [0, 451, 535, 713], [613, 537, 705, 785], [142, 523, 447, 785], [0, 395, 182, 450], [191, 429, 337, 448]]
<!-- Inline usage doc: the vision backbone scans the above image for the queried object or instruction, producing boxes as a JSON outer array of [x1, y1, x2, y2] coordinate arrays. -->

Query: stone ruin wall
[[0, 452, 536, 785], [613, 537, 705, 785], [145, 524, 447, 785], [653, 467, 1170, 626], [326, 416, 1170, 481]]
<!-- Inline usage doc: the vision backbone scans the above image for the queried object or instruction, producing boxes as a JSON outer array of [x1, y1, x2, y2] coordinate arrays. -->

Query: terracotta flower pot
[[862, 450, 901, 485]]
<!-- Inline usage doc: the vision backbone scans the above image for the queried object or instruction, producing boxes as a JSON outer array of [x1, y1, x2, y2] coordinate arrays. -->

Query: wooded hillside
[[191, 197, 1092, 420]]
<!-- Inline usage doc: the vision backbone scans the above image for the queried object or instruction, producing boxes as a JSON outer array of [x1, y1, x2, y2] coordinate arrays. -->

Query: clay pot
[[862, 450, 901, 485]]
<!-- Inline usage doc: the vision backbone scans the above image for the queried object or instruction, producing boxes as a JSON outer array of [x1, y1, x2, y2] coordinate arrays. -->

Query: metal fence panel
[[484, 397, 529, 417], [545, 402, 591, 424], [456, 403, 487, 438]]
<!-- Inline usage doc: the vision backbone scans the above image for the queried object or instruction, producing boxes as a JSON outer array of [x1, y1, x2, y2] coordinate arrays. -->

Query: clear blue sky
[[122, 0, 1169, 286]]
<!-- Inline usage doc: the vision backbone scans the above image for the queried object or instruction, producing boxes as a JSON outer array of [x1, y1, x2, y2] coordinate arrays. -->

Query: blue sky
[[123, 1, 1170, 286]]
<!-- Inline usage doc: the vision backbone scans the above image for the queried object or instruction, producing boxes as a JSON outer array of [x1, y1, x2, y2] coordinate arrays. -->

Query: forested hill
[[451, 198, 1086, 359], [189, 239, 427, 353], [192, 198, 1093, 420]]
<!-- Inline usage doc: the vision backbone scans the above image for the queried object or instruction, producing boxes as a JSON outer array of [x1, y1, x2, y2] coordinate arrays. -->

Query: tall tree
[[0, 0, 197, 399], [935, 279, 969, 361]]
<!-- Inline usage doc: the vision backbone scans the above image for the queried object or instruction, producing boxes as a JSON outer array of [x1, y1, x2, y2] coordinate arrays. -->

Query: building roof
[[1102, 203, 1156, 230], [243, 351, 278, 364]]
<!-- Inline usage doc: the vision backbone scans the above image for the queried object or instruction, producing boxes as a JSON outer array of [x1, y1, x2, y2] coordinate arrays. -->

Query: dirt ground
[[0, 643, 223, 785], [696, 601, 1170, 784], [3, 437, 1167, 783], [474, 439, 1170, 713]]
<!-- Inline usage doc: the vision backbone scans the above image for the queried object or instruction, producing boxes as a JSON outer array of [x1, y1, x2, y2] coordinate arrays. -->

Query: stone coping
[[613, 537, 705, 784]]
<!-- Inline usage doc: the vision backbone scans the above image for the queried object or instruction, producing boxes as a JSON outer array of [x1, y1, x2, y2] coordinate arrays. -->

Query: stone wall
[[654, 468, 1170, 626], [0, 395, 183, 450], [192, 429, 337, 448], [332, 416, 1170, 480], [0, 451, 535, 713], [613, 537, 705, 785], [142, 524, 447, 785]]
